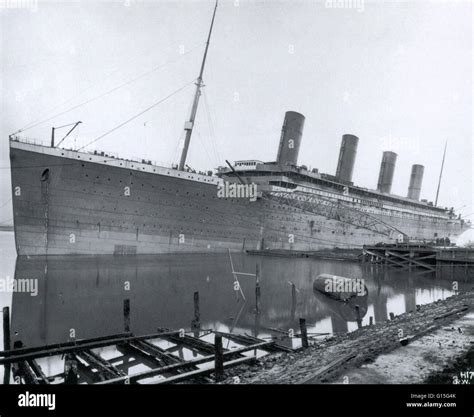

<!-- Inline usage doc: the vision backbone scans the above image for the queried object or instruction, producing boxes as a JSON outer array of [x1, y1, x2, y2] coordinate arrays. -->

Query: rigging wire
[[77, 79, 196, 151], [203, 90, 221, 165], [13, 43, 205, 136], [0, 197, 12, 209], [195, 131, 216, 169], [18, 66, 124, 132]]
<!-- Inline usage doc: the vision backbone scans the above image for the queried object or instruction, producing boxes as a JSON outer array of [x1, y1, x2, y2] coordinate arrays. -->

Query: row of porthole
[[100, 222, 260, 238], [78, 188, 259, 217], [56, 218, 344, 240], [71, 218, 351, 241], [269, 216, 309, 222], [273, 220, 355, 236], [79, 170, 255, 201], [269, 204, 297, 212], [82, 174, 215, 197], [77, 157, 217, 183], [89, 200, 229, 218], [72, 217, 261, 233], [100, 211, 252, 229], [80, 185, 216, 200], [85, 205, 245, 224]]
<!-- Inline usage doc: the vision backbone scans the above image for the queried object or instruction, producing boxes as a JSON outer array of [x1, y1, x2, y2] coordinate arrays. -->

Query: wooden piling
[[389, 312, 395, 320], [369, 316, 374, 326], [3, 307, 10, 352], [189, 292, 201, 357], [3, 307, 11, 384], [64, 353, 78, 384], [194, 292, 200, 324], [355, 305, 362, 329], [123, 299, 130, 332], [255, 264, 261, 314], [191, 292, 201, 352], [192, 291, 201, 331], [214, 334, 224, 382], [1, 326, 292, 385], [291, 283, 296, 319], [299, 318, 309, 348]]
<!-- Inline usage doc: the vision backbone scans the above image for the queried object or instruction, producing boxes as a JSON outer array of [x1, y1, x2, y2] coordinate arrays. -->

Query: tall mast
[[178, 1, 218, 171], [435, 140, 447, 206]]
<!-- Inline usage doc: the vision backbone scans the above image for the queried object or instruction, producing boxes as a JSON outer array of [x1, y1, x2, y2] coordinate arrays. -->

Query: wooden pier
[[0, 327, 293, 385], [361, 243, 474, 272], [0, 300, 299, 385]]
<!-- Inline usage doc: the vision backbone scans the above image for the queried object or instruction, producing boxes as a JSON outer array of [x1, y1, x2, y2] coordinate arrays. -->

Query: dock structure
[[246, 248, 360, 261], [0, 327, 291, 385], [361, 243, 474, 272]]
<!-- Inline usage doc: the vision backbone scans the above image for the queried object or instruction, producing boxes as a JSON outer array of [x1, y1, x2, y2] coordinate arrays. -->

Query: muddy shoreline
[[425, 346, 474, 384], [221, 290, 474, 384]]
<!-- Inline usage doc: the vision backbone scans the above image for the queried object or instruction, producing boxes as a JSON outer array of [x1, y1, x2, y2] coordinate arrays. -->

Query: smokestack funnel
[[276, 111, 305, 166], [377, 151, 397, 193], [407, 164, 424, 200], [335, 134, 359, 183]]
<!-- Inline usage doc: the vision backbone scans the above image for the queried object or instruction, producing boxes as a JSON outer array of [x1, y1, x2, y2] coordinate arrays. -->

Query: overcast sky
[[0, 0, 472, 230]]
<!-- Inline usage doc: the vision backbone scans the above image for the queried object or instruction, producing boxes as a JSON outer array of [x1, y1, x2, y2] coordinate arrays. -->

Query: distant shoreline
[[0, 226, 14, 232]]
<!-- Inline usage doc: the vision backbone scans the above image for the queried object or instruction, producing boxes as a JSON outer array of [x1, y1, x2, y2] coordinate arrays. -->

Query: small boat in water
[[313, 273, 367, 301], [312, 287, 369, 324]]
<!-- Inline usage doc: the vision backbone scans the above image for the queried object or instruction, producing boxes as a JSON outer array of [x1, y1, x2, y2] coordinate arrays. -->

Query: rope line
[[13, 43, 204, 135], [77, 80, 196, 151]]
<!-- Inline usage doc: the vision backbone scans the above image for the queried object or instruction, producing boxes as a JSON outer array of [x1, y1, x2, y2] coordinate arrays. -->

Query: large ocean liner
[[8, 2, 470, 256]]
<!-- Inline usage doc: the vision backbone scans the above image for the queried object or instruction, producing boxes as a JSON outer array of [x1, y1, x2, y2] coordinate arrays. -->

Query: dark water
[[0, 231, 471, 383], [0, 233, 470, 351]]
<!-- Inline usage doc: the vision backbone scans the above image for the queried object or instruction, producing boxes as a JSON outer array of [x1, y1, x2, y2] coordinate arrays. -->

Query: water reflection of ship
[[10, 255, 460, 349], [312, 285, 368, 333]]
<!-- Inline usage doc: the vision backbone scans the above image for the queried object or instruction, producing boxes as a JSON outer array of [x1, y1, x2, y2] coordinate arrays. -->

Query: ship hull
[[9, 141, 468, 256]]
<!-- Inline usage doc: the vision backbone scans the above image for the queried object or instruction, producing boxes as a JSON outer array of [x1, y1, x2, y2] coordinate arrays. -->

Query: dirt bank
[[222, 290, 474, 384], [425, 344, 474, 384], [339, 312, 474, 384]]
